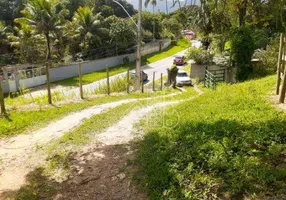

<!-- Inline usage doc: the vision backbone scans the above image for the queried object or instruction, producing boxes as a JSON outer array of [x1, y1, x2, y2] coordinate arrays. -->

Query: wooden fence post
[[276, 34, 284, 95], [160, 73, 163, 91], [141, 79, 144, 93], [153, 72, 155, 91], [127, 68, 130, 94], [279, 34, 286, 103], [106, 65, 110, 95], [0, 79, 6, 115], [78, 63, 83, 99], [46, 63, 52, 104]]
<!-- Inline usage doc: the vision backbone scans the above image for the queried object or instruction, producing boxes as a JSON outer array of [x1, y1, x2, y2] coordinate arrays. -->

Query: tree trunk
[[238, 0, 247, 26], [45, 32, 51, 60]]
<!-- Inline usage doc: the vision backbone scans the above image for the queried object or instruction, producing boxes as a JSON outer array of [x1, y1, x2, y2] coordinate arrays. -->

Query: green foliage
[[252, 28, 269, 50], [109, 18, 136, 46], [252, 34, 280, 77], [135, 76, 286, 199], [95, 75, 127, 94], [15, 0, 68, 60], [134, 11, 164, 40], [231, 26, 255, 81], [162, 17, 183, 39], [71, 6, 108, 53], [8, 21, 46, 63], [187, 47, 214, 65]]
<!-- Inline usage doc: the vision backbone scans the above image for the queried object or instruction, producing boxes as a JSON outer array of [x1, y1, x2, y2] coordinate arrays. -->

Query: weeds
[[135, 75, 286, 199]]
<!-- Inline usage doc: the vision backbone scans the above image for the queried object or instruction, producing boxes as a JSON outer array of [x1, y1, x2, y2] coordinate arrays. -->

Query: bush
[[187, 47, 214, 65], [252, 28, 269, 50], [252, 35, 280, 77], [231, 26, 255, 81]]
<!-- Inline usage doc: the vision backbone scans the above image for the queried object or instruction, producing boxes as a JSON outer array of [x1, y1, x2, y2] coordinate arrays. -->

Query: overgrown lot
[[136, 76, 286, 199]]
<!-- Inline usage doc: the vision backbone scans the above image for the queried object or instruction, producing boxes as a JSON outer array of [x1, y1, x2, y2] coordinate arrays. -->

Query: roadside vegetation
[[135, 76, 286, 199], [55, 39, 190, 87], [0, 89, 176, 138]]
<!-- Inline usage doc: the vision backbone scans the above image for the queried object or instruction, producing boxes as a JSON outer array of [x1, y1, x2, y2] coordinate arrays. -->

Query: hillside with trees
[[0, 0, 191, 67]]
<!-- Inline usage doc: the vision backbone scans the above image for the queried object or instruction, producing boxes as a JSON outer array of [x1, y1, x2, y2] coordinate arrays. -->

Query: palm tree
[[144, 0, 157, 40], [15, 0, 67, 60], [72, 6, 107, 52], [144, 0, 157, 13], [0, 22, 9, 47]]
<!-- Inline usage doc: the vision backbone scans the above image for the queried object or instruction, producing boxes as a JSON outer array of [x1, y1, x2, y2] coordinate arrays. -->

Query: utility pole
[[166, 0, 169, 14], [152, 4, 156, 41], [136, 0, 142, 90]]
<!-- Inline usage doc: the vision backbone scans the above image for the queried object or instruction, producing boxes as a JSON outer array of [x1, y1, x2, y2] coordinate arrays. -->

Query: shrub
[[231, 26, 255, 81], [252, 35, 280, 77], [188, 47, 214, 65], [252, 29, 269, 50]]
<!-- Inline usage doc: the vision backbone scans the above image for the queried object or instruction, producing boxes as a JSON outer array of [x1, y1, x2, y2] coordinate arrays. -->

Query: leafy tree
[[72, 6, 108, 52], [134, 11, 163, 40], [63, 0, 86, 20], [8, 21, 46, 63], [15, 0, 68, 60], [0, 0, 25, 25], [93, 0, 136, 18], [109, 18, 136, 49], [231, 26, 255, 81], [0, 21, 10, 54], [144, 0, 157, 13], [162, 17, 182, 39], [0, 22, 9, 47]]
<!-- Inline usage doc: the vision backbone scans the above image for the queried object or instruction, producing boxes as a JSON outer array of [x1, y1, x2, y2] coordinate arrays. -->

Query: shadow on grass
[[0, 143, 147, 200], [134, 118, 286, 200]]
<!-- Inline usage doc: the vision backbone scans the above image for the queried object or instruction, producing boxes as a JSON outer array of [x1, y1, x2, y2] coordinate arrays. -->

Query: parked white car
[[176, 70, 192, 86]]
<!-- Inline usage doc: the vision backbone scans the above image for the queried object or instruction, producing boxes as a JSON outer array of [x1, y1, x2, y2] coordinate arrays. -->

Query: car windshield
[[175, 56, 182, 59], [177, 72, 188, 77]]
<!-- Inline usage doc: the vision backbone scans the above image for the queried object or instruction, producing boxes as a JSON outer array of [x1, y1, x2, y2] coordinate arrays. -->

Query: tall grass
[[93, 75, 128, 94], [135, 75, 286, 199]]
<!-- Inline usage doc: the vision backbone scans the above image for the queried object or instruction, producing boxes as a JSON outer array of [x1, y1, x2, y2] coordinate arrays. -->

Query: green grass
[[55, 39, 191, 87], [9, 87, 198, 200], [0, 90, 176, 138], [135, 75, 286, 199]]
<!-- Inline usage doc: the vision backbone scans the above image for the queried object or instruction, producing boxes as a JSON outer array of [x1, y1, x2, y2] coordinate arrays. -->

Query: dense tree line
[[0, 0, 285, 67], [0, 0, 188, 66]]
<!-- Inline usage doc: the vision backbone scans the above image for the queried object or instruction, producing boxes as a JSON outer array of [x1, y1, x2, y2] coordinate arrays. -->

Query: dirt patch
[[52, 144, 147, 200], [268, 93, 286, 111]]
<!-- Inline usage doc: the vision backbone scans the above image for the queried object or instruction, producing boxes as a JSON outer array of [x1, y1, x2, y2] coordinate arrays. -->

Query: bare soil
[[48, 143, 148, 200]]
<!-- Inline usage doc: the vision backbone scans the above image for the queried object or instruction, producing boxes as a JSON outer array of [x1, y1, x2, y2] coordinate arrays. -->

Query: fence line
[[1, 39, 171, 94]]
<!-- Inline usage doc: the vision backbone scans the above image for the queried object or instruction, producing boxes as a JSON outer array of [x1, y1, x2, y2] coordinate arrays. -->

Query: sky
[[126, 0, 200, 13]]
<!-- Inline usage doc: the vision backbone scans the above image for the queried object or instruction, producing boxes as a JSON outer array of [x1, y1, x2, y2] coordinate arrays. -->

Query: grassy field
[[55, 39, 191, 87], [0, 90, 175, 138], [135, 76, 286, 199], [8, 87, 198, 200]]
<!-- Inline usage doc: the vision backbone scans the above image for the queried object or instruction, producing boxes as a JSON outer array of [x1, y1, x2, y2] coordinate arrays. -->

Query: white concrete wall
[[19, 76, 47, 89], [2, 39, 171, 93]]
